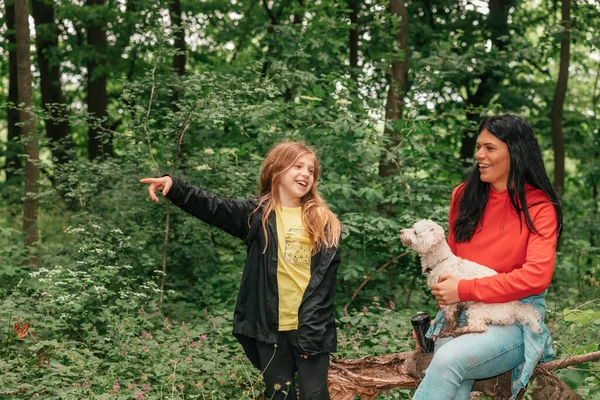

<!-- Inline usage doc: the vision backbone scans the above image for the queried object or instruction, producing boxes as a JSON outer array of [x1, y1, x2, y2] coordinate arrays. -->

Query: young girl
[[140, 141, 342, 400]]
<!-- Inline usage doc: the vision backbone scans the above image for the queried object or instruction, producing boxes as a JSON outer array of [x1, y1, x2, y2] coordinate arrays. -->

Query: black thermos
[[411, 312, 435, 354]]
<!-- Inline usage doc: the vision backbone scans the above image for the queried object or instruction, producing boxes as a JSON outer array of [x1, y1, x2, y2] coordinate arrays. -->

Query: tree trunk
[[329, 350, 600, 399], [4, 0, 23, 183], [588, 60, 600, 255], [86, 0, 111, 160], [378, 0, 408, 178], [348, 0, 359, 82], [15, 0, 41, 269], [550, 0, 571, 198], [170, 0, 187, 110], [32, 0, 73, 165], [461, 0, 515, 164]]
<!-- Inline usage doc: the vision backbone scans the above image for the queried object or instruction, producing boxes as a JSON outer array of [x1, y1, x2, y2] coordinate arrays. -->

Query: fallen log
[[328, 350, 600, 400]]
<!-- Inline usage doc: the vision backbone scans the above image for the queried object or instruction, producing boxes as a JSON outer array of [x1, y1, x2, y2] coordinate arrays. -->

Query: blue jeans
[[412, 324, 525, 400]]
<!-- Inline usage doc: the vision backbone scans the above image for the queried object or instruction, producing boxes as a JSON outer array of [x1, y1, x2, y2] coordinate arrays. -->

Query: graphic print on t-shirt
[[283, 227, 311, 266], [275, 206, 313, 331]]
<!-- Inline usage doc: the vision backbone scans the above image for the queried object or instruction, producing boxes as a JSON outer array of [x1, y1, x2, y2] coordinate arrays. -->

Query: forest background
[[0, 0, 599, 398]]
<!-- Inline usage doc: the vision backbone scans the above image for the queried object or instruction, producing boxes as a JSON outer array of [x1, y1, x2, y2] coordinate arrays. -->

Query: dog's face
[[400, 219, 446, 254]]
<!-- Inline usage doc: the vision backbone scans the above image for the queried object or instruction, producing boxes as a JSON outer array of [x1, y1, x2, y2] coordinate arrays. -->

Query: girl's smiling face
[[278, 153, 316, 207], [475, 129, 511, 193]]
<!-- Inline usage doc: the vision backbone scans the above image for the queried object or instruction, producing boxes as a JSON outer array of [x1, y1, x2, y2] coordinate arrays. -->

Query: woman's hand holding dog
[[430, 274, 460, 306]]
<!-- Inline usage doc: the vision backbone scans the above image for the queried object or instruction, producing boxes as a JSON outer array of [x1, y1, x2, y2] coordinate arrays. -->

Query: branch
[[329, 349, 598, 400], [263, 0, 278, 25], [543, 350, 600, 372], [141, 64, 169, 303], [174, 99, 203, 164], [523, 57, 552, 79], [144, 65, 160, 175], [343, 252, 409, 313]]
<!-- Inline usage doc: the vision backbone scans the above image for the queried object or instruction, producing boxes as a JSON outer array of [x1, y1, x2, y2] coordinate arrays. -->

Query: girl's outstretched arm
[[140, 175, 254, 241]]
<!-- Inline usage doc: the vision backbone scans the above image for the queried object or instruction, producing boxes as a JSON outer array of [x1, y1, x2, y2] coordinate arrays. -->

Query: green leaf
[[559, 369, 588, 389], [563, 309, 600, 325], [299, 95, 322, 102]]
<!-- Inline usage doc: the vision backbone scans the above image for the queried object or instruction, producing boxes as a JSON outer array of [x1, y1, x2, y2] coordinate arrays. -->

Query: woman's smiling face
[[475, 128, 511, 193]]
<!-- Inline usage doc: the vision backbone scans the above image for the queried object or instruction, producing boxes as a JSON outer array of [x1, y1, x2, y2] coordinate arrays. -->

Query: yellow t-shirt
[[275, 206, 313, 331]]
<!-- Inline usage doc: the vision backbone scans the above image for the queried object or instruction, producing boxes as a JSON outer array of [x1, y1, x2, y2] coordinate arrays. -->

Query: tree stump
[[328, 350, 600, 399]]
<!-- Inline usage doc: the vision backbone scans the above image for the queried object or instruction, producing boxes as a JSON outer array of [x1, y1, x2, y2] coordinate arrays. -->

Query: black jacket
[[166, 177, 341, 369]]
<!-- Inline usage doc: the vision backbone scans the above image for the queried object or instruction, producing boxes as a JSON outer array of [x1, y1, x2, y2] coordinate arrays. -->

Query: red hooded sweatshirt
[[448, 184, 559, 303]]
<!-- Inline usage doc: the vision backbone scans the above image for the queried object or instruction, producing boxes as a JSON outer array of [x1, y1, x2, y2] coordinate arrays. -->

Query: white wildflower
[[65, 226, 86, 234], [194, 164, 212, 171]]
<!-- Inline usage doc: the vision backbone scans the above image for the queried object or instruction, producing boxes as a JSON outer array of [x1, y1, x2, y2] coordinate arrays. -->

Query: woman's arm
[[432, 187, 558, 305], [457, 202, 558, 303]]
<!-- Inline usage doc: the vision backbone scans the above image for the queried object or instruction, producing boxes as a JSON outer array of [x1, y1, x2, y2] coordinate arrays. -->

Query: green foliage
[[337, 297, 420, 358], [0, 222, 265, 399], [1, 0, 600, 396]]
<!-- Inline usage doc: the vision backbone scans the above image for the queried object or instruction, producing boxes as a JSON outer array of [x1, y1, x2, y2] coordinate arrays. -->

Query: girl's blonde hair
[[252, 141, 341, 253]]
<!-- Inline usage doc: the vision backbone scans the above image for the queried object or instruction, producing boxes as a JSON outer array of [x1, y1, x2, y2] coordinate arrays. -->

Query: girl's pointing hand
[[139, 176, 173, 202]]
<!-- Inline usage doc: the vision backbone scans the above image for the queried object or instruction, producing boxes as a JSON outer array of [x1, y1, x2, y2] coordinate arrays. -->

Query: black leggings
[[256, 331, 330, 400]]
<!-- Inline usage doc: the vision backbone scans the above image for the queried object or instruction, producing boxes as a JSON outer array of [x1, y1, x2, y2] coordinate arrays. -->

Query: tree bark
[[86, 0, 111, 160], [4, 0, 23, 183], [15, 0, 41, 269], [590, 59, 600, 251], [461, 0, 515, 164], [170, 0, 186, 110], [32, 0, 73, 165], [348, 0, 359, 83], [329, 350, 600, 399], [550, 0, 571, 198], [378, 0, 408, 178]]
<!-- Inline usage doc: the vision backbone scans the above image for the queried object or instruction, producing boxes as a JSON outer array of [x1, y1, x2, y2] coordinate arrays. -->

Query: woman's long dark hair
[[453, 114, 563, 244]]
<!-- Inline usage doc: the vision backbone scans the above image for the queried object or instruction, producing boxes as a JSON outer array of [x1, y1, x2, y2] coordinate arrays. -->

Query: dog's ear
[[430, 227, 445, 245]]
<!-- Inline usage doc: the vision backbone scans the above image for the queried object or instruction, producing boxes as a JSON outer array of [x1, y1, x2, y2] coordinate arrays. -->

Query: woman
[[413, 114, 563, 400]]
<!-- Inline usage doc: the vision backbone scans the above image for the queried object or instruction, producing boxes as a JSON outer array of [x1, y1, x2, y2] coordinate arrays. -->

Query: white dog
[[400, 219, 542, 336]]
